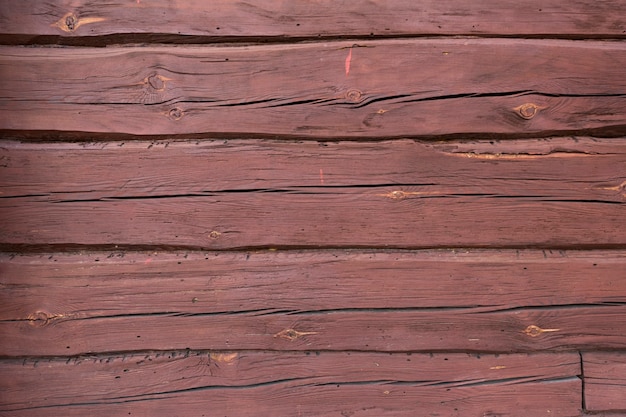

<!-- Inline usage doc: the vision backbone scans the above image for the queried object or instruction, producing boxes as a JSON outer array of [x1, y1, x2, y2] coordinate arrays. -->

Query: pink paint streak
[[319, 168, 325, 185], [345, 48, 352, 76]]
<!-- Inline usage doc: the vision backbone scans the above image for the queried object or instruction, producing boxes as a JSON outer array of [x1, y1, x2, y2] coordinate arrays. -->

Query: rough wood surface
[[1, 137, 624, 200], [1, 39, 625, 138], [3, 303, 626, 356], [2, 250, 626, 356], [0, 1, 624, 413], [1, 250, 624, 322], [1, 138, 624, 250], [1, 193, 623, 250], [0, 351, 580, 416], [0, 0, 624, 42], [583, 352, 626, 411]]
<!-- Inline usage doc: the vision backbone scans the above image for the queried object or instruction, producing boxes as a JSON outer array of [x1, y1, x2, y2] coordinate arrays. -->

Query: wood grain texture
[[583, 352, 626, 411], [1, 138, 624, 250], [1, 193, 623, 249], [1, 250, 624, 357], [1, 250, 624, 321], [1, 137, 625, 200], [0, 260, 626, 356], [0, 351, 580, 416], [0, 380, 582, 417], [1, 39, 625, 138], [0, 0, 623, 41]]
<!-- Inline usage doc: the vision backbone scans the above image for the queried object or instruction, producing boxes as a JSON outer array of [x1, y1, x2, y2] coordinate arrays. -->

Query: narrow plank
[[1, 302, 625, 356], [0, 351, 580, 416], [1, 250, 625, 321], [1, 137, 624, 202], [1, 39, 625, 137], [1, 192, 623, 249], [0, 0, 623, 40], [583, 352, 626, 411], [0, 379, 582, 417]]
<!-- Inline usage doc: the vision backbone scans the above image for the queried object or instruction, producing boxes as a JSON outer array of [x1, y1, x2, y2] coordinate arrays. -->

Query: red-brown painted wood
[[1, 39, 624, 138], [583, 352, 626, 411], [0, 379, 582, 417], [1, 137, 624, 249], [2, 193, 623, 249], [0, 0, 623, 41], [0, 351, 580, 416], [1, 137, 624, 201], [2, 301, 626, 356], [1, 250, 624, 321]]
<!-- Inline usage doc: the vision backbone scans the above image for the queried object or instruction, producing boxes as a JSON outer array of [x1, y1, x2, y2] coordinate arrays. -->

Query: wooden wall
[[0, 1, 625, 416]]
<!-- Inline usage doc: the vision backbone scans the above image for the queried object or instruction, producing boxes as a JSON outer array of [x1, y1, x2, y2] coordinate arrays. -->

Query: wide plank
[[0, 0, 623, 41], [583, 352, 626, 411], [0, 351, 580, 416], [1, 192, 623, 249], [1, 137, 624, 201], [1, 250, 625, 321], [1, 39, 625, 138], [0, 379, 581, 417], [2, 302, 626, 356]]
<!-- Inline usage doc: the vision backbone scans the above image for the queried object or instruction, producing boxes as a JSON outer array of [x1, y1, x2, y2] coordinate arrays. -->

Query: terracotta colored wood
[[0, 379, 581, 417], [2, 192, 623, 249], [1, 250, 624, 321], [583, 352, 626, 411], [0, 0, 623, 40], [584, 414, 626, 417], [0, 351, 580, 415], [1, 39, 625, 138], [0, 2, 623, 413], [1, 137, 624, 201], [2, 300, 626, 356]]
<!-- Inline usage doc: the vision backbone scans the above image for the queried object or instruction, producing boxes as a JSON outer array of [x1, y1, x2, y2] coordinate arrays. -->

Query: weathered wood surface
[[3, 301, 626, 357], [0, 1, 624, 414], [0, 0, 624, 41], [1, 138, 624, 249], [2, 137, 625, 200], [2, 250, 624, 320], [1, 39, 625, 138], [1, 250, 625, 356], [0, 351, 581, 416], [583, 352, 626, 411], [2, 192, 623, 249]]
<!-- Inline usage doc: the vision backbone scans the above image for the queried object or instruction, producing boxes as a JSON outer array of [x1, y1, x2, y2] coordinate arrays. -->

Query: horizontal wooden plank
[[1, 39, 625, 138], [0, 379, 582, 417], [583, 414, 626, 417], [1, 250, 625, 321], [0, 0, 623, 40], [2, 137, 623, 248], [0, 351, 580, 416], [583, 352, 626, 411], [1, 137, 624, 201], [2, 301, 626, 356], [1, 192, 623, 249]]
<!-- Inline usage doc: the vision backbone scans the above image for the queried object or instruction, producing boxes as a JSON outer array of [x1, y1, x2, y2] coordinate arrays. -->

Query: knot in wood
[[28, 311, 51, 327], [208, 230, 221, 239], [345, 89, 363, 103], [389, 191, 406, 200], [147, 74, 166, 91], [514, 103, 543, 120], [65, 14, 78, 31], [273, 328, 318, 341], [168, 107, 183, 120], [523, 324, 560, 337]]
